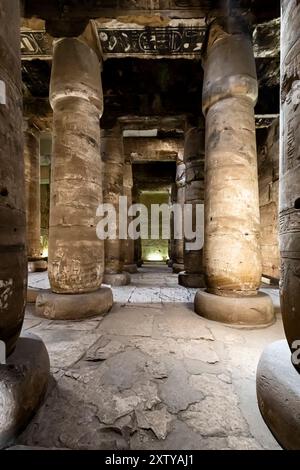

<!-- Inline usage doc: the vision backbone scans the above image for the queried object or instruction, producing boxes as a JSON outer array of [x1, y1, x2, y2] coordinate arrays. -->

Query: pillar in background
[[36, 23, 113, 319], [172, 157, 185, 273], [123, 161, 138, 274], [179, 124, 206, 288], [24, 121, 47, 273], [194, 16, 274, 325], [257, 0, 300, 449], [167, 184, 176, 267], [101, 125, 130, 286], [0, 0, 49, 448], [132, 185, 143, 267]]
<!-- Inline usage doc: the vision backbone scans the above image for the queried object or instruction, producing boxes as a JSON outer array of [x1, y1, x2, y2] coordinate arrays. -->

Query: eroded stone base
[[28, 260, 48, 273], [0, 332, 50, 448], [257, 340, 300, 450], [27, 287, 43, 304], [123, 264, 138, 274], [35, 287, 113, 320], [194, 290, 274, 327], [103, 272, 131, 286], [172, 263, 184, 274], [178, 272, 206, 288]]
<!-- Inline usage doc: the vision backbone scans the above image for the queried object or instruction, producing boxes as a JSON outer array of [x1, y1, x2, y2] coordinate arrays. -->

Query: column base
[[28, 259, 48, 273], [178, 272, 206, 288], [123, 264, 138, 274], [27, 287, 44, 303], [257, 340, 300, 450], [35, 287, 113, 320], [172, 263, 184, 274], [194, 290, 274, 327], [103, 272, 131, 286], [0, 332, 50, 448]]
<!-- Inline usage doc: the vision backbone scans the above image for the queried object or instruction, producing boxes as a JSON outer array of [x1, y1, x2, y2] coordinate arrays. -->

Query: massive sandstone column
[[167, 184, 176, 267], [122, 161, 138, 274], [179, 124, 206, 288], [0, 0, 49, 447], [24, 121, 47, 273], [194, 16, 274, 325], [36, 24, 113, 319], [172, 156, 185, 274], [257, 0, 300, 449], [101, 125, 130, 286], [133, 185, 143, 267]]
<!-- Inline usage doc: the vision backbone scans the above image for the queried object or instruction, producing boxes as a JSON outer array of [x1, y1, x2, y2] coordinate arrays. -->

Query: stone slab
[[257, 340, 300, 450], [35, 287, 113, 320]]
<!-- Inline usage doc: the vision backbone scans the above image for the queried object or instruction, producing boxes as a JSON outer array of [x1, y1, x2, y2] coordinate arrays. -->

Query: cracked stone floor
[[16, 263, 284, 450]]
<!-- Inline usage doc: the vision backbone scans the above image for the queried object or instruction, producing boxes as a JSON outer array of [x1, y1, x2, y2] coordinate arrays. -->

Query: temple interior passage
[[1, 0, 300, 452]]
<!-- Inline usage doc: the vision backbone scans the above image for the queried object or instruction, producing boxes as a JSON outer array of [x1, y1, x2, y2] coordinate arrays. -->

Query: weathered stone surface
[[201, 17, 264, 320], [48, 27, 104, 294], [135, 407, 172, 440], [85, 337, 126, 361], [195, 290, 275, 326], [158, 363, 204, 413], [257, 340, 300, 450], [0, 333, 50, 448], [101, 126, 129, 282], [24, 124, 42, 261], [0, 0, 27, 356], [100, 306, 154, 336], [35, 287, 113, 320], [153, 304, 214, 340], [227, 436, 262, 450], [280, 0, 300, 368], [26, 329, 102, 369]]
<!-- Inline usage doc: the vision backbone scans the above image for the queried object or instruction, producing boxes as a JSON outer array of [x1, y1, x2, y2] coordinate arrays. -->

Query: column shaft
[[195, 16, 274, 325], [101, 126, 130, 285], [179, 125, 206, 287], [48, 35, 104, 294], [280, 0, 300, 365], [172, 160, 185, 273], [123, 162, 137, 273], [0, 0, 27, 356]]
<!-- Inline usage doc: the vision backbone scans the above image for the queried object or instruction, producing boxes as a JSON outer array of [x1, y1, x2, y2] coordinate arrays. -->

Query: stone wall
[[257, 119, 280, 280]]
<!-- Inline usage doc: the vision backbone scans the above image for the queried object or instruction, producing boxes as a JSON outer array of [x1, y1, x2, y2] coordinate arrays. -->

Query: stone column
[[179, 124, 206, 288], [24, 122, 47, 273], [36, 24, 113, 319], [101, 125, 130, 286], [0, 0, 49, 447], [194, 16, 274, 325], [256, 0, 300, 449], [122, 161, 138, 274], [133, 185, 143, 267], [167, 184, 176, 268], [172, 157, 185, 274]]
